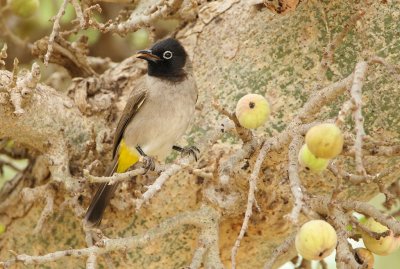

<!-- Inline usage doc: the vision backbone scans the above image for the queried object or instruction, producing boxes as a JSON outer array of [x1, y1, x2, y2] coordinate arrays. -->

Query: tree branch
[[0, 206, 221, 268], [287, 135, 305, 223], [231, 140, 271, 269], [0, 65, 107, 191], [44, 0, 69, 65], [350, 61, 368, 175]]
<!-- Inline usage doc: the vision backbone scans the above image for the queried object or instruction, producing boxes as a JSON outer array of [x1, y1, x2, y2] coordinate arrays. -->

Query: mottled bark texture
[[0, 0, 399, 269]]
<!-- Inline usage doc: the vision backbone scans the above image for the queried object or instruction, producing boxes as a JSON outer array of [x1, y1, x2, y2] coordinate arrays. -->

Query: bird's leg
[[136, 145, 155, 172], [172, 145, 200, 161]]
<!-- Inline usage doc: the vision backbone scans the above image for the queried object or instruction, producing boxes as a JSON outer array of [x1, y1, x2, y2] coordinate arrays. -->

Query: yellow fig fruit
[[298, 144, 330, 172], [305, 123, 344, 159], [362, 217, 400, 256], [295, 220, 337, 260], [0, 224, 5, 235], [235, 94, 270, 129], [354, 248, 374, 269], [9, 0, 39, 18]]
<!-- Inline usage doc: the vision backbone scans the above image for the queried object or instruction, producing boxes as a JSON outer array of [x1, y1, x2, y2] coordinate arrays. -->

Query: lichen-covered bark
[[0, 0, 399, 269]]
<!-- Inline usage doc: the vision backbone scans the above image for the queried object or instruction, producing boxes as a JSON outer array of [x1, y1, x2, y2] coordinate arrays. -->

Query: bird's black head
[[136, 38, 187, 79]]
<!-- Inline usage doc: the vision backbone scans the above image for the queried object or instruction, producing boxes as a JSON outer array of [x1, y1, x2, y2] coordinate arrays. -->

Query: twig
[[107, 0, 184, 33], [83, 167, 147, 184], [310, 196, 400, 240], [287, 135, 304, 223], [328, 160, 400, 184], [320, 11, 365, 74], [329, 161, 345, 203], [0, 159, 22, 172], [297, 73, 353, 122], [212, 98, 253, 143], [341, 200, 400, 236], [179, 162, 214, 179], [136, 160, 187, 211], [71, 0, 184, 35], [231, 141, 270, 269], [218, 139, 258, 185], [377, 179, 397, 209], [369, 56, 400, 82], [350, 61, 368, 175], [70, 0, 86, 28], [351, 217, 390, 240], [44, 0, 69, 65], [335, 99, 353, 126]]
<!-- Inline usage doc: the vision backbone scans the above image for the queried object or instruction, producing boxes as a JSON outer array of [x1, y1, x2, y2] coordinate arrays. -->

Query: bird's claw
[[180, 146, 200, 161], [142, 156, 155, 172]]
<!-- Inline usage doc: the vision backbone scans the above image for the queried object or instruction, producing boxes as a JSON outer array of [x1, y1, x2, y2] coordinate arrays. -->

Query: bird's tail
[[84, 159, 119, 227], [85, 140, 140, 227]]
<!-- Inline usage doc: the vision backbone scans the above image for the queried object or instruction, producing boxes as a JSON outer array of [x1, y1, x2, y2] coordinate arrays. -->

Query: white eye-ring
[[163, 50, 173, 59]]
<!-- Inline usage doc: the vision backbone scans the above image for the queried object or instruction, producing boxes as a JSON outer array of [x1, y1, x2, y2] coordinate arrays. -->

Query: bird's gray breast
[[124, 75, 197, 160]]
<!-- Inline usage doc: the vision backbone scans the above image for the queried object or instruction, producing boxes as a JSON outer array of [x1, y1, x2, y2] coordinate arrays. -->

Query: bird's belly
[[123, 91, 195, 161]]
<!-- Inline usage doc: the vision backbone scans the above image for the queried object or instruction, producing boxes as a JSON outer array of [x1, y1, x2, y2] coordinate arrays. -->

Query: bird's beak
[[135, 50, 160, 62]]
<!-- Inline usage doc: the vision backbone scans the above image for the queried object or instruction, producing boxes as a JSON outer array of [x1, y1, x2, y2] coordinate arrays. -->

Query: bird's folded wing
[[112, 80, 148, 158]]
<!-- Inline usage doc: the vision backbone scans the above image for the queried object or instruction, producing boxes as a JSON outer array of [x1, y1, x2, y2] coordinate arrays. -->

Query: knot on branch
[[1, 59, 41, 115]]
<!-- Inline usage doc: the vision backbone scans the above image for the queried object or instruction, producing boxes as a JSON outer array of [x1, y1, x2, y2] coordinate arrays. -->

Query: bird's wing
[[112, 81, 148, 158], [85, 81, 147, 227]]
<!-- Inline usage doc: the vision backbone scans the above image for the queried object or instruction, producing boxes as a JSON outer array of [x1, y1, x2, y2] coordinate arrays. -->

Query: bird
[[84, 38, 198, 227]]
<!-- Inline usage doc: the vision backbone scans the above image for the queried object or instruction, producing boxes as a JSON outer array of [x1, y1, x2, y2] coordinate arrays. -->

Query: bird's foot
[[142, 156, 156, 172], [136, 145, 156, 172], [173, 145, 200, 161]]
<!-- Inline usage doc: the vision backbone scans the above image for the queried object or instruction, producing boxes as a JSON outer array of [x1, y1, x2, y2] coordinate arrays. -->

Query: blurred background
[[0, 0, 180, 84]]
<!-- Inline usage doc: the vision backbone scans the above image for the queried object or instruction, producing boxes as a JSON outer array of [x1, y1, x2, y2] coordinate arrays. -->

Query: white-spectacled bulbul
[[84, 38, 198, 226]]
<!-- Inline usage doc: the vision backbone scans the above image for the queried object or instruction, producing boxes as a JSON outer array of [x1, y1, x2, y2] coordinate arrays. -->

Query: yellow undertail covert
[[117, 139, 140, 173]]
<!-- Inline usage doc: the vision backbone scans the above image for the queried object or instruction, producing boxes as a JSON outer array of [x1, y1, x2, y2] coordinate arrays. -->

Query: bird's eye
[[163, 51, 173, 59]]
